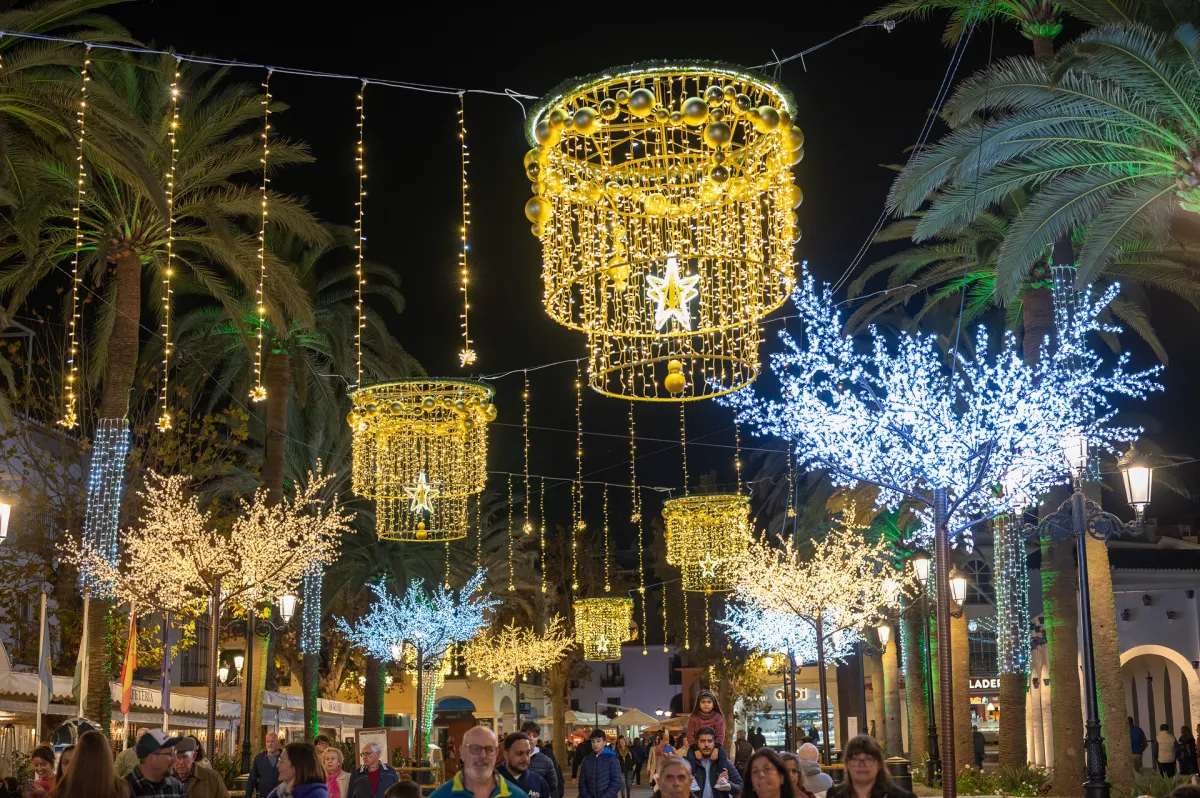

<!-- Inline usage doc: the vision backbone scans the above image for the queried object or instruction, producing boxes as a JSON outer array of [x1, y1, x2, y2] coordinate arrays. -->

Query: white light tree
[[721, 526, 909, 758], [462, 616, 574, 729], [71, 469, 352, 745], [722, 270, 1159, 790], [338, 571, 497, 760]]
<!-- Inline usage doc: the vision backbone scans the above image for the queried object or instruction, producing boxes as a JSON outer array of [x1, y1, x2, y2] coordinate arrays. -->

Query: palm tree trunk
[[995, 516, 1029, 766], [1043, 534, 1085, 796], [866, 653, 886, 746], [362, 656, 384, 728], [548, 657, 570, 770], [1086, 527, 1134, 795], [1032, 35, 1055, 62], [1021, 286, 1055, 366], [84, 249, 143, 734], [882, 636, 903, 758], [952, 612, 973, 773], [302, 568, 322, 743], [903, 611, 929, 765]]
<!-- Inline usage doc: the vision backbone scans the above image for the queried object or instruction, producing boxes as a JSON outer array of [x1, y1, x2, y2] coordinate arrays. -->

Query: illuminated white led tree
[[462, 616, 574, 727], [338, 571, 497, 759], [722, 270, 1159, 788], [70, 469, 351, 747]]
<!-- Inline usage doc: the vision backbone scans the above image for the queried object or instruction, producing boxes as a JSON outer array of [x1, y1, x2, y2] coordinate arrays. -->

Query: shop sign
[[969, 678, 1000, 691]]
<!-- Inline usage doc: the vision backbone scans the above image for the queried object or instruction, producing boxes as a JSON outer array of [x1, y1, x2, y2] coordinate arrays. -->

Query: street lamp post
[[240, 592, 296, 773], [910, 549, 941, 786], [1013, 441, 1153, 798]]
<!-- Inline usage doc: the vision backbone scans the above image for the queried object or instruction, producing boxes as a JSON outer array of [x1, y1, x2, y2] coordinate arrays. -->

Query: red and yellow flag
[[120, 609, 137, 715]]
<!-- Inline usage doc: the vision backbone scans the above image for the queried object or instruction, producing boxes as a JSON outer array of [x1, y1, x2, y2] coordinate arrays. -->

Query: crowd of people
[[1129, 717, 1200, 777]]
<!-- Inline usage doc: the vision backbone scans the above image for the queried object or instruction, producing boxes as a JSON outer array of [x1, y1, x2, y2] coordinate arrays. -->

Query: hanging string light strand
[[457, 93, 476, 366], [353, 81, 367, 389], [250, 69, 273, 403], [156, 58, 181, 434], [60, 48, 90, 430]]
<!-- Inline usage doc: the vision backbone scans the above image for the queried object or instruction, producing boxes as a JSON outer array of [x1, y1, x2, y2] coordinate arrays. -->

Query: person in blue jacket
[[578, 729, 621, 798]]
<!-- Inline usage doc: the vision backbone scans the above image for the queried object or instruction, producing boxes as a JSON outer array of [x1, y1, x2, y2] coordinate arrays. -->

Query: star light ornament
[[405, 472, 439, 515], [646, 255, 701, 331], [721, 268, 1161, 530]]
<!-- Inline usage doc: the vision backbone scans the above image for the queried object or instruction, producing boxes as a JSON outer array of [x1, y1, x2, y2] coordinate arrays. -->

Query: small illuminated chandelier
[[573, 596, 634, 662], [348, 378, 496, 541], [663, 493, 751, 593], [523, 62, 804, 401]]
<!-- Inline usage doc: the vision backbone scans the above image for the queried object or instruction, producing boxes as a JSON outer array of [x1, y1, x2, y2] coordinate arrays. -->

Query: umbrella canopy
[[612, 709, 659, 728]]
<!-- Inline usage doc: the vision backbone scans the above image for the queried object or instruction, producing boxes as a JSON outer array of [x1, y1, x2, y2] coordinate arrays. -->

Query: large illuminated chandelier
[[573, 596, 635, 662], [523, 62, 804, 401], [348, 378, 496, 541], [663, 493, 751, 593]]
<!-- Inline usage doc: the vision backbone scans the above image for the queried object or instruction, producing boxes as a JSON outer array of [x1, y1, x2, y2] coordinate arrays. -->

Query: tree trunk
[[83, 249, 143, 734], [882, 633, 903, 758], [1043, 535, 1085, 796], [903, 611, 929, 765], [1086, 530, 1133, 795], [1032, 35, 1055, 61], [995, 516, 1030, 766], [1021, 286, 1055, 366], [548, 657, 570, 771], [302, 569, 322, 742], [952, 612, 973, 773], [362, 656, 384, 728], [248, 617, 269, 752], [866, 653, 886, 747], [262, 350, 290, 504]]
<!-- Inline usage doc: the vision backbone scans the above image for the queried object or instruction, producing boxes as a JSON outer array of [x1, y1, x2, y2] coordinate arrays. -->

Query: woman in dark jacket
[[827, 737, 914, 798], [1179, 726, 1198, 776]]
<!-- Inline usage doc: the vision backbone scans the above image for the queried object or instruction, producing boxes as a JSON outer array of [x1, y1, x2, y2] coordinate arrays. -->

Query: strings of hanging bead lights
[[523, 62, 804, 401], [663, 493, 752, 594]]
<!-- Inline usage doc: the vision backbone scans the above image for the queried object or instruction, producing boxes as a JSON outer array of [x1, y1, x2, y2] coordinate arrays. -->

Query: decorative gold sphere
[[525, 196, 553, 224], [681, 97, 708, 126], [628, 87, 656, 117], [791, 147, 805, 166], [615, 88, 631, 104], [704, 121, 732, 148], [534, 120, 560, 146], [789, 127, 805, 150], [705, 85, 725, 105], [754, 106, 780, 133], [664, 371, 686, 395], [599, 99, 619, 119], [574, 107, 600, 135], [548, 108, 568, 128], [735, 93, 753, 113], [789, 184, 804, 208]]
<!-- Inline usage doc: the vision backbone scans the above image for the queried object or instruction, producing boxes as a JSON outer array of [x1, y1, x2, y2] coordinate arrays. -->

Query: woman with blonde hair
[[50, 731, 128, 798], [322, 746, 351, 798]]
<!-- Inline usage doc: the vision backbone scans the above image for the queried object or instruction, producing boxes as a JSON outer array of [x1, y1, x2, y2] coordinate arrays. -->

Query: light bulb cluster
[[250, 70, 273, 403], [523, 63, 803, 400], [80, 419, 130, 577], [301, 568, 322, 655], [60, 53, 90, 430], [461, 617, 573, 682], [723, 269, 1161, 525], [574, 596, 635, 662], [663, 494, 751, 593], [994, 516, 1030, 676], [156, 63, 182, 434]]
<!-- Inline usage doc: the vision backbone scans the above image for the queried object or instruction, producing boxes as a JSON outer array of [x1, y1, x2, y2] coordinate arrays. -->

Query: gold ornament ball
[[599, 98, 619, 119], [574, 107, 600, 135], [664, 370, 686, 395], [525, 196, 553, 224], [709, 165, 730, 184], [704, 121, 732, 148], [643, 193, 668, 215], [789, 127, 805, 151], [422, 395, 438, 408], [526, 162, 540, 180], [754, 106, 780, 133], [531, 223, 543, 237], [628, 87, 656, 117], [735, 93, 753, 113], [699, 181, 724, 203], [681, 97, 708, 126], [669, 110, 683, 125], [549, 108, 568, 128], [345, 410, 357, 426], [534, 120, 561, 147], [723, 85, 738, 101], [788, 184, 804, 208], [704, 85, 725, 105], [712, 150, 727, 165], [654, 107, 670, 123], [523, 148, 542, 168], [710, 107, 725, 122], [416, 524, 429, 541], [746, 108, 762, 128], [390, 401, 403, 413], [615, 88, 631, 104], [484, 404, 498, 421], [778, 109, 793, 130], [791, 146, 805, 166], [584, 183, 604, 203]]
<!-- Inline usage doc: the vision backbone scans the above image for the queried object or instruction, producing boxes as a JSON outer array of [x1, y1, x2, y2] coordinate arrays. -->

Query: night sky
[[110, 3, 1200, 532]]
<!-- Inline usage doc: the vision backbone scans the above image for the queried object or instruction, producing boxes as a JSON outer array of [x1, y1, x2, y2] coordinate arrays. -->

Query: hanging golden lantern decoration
[[573, 597, 635, 662], [523, 62, 803, 401], [348, 378, 495, 541], [663, 494, 751, 593]]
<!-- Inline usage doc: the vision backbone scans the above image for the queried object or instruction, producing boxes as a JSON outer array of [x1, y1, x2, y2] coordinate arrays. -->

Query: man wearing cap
[[125, 730, 187, 797], [117, 729, 153, 778], [173, 736, 229, 798]]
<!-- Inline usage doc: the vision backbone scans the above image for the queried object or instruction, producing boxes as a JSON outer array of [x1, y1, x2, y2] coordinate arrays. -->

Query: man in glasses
[[349, 742, 399, 797], [431, 726, 530, 798]]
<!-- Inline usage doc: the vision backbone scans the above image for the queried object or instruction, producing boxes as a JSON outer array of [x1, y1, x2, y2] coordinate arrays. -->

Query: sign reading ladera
[[969, 678, 1001, 691]]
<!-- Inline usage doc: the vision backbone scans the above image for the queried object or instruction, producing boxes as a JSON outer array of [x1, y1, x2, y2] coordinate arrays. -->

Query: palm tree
[[866, 0, 1066, 59]]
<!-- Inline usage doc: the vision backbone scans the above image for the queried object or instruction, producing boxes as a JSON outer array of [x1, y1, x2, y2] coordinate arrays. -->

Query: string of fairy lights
[[58, 50, 88, 430], [249, 70, 273, 404], [156, 61, 181, 434]]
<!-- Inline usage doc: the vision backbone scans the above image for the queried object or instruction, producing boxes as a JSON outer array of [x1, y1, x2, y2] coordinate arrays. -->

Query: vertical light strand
[[704, 593, 711, 648], [786, 448, 796, 518], [683, 585, 690, 651], [733, 422, 743, 494], [602, 484, 611, 593], [456, 93, 476, 367], [473, 495, 482, 569], [353, 82, 367, 389], [572, 362, 583, 591], [60, 49, 90, 430], [507, 473, 515, 592], [631, 402, 647, 655], [156, 60, 182, 434], [523, 371, 531, 534], [249, 69, 273, 403], [679, 403, 689, 495], [444, 541, 451, 590], [539, 477, 547, 595], [661, 580, 669, 653]]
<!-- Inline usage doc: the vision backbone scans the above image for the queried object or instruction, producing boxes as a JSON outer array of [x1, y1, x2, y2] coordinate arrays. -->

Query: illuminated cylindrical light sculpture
[[347, 378, 495, 541], [663, 493, 751, 593], [523, 62, 803, 400], [573, 597, 634, 661]]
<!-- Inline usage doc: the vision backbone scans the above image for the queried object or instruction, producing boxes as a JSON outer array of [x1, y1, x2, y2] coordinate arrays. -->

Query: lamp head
[[949, 566, 969, 606], [218, 665, 229, 684], [234, 654, 244, 672], [0, 500, 11, 542], [1060, 431, 1088, 475], [875, 622, 892, 650], [910, 549, 932, 583], [1118, 448, 1153, 520], [278, 592, 297, 624], [762, 655, 775, 671]]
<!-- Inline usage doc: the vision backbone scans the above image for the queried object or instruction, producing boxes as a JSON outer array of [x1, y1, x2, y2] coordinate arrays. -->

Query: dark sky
[[110, 3, 1200, 532]]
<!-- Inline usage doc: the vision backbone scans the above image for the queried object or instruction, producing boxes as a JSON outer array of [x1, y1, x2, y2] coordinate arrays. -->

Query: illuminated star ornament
[[646, 254, 700, 331], [405, 472, 439, 515], [699, 552, 719, 578], [595, 636, 610, 654]]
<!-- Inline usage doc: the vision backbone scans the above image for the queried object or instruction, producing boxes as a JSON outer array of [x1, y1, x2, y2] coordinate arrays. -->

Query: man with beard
[[497, 733, 551, 798], [430, 727, 530, 798], [520, 722, 563, 798]]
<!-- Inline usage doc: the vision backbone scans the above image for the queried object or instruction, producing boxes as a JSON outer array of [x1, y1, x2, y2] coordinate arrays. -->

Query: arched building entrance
[[1121, 645, 1200, 771]]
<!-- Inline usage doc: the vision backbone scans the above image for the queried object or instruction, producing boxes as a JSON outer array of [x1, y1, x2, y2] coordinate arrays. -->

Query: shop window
[[968, 628, 998, 675], [180, 617, 209, 686], [964, 559, 994, 605]]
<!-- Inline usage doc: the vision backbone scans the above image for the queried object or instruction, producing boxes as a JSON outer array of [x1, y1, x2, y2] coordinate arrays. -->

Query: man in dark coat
[[578, 729, 621, 798], [522, 721, 563, 798], [245, 732, 282, 798], [499, 733, 552, 798], [687, 728, 743, 798]]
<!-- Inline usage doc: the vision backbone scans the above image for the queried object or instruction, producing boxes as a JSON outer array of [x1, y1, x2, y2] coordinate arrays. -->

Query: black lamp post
[[240, 592, 296, 773], [1012, 437, 1154, 798], [909, 549, 941, 786]]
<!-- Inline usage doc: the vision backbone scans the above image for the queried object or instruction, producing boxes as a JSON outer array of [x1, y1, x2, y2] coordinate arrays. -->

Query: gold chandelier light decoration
[[573, 596, 634, 662], [523, 61, 804, 401], [663, 493, 751, 594], [348, 378, 496, 541]]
